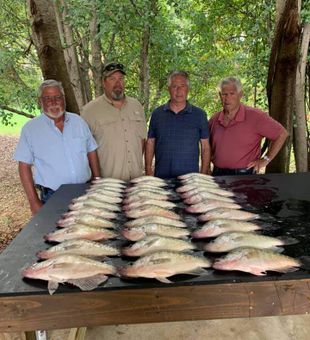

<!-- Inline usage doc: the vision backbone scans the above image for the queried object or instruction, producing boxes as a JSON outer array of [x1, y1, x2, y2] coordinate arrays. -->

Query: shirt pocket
[[129, 111, 147, 138], [69, 137, 88, 154]]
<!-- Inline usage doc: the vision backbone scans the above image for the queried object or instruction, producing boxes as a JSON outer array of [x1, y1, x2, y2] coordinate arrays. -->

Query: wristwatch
[[262, 155, 271, 163]]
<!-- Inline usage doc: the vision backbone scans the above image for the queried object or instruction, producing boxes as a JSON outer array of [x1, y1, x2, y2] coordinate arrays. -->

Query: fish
[[62, 208, 117, 220], [68, 199, 121, 212], [123, 199, 177, 211], [213, 247, 301, 276], [57, 214, 116, 229], [37, 239, 120, 259], [121, 224, 190, 241], [88, 185, 124, 194], [178, 173, 215, 181], [73, 193, 122, 204], [181, 186, 236, 198], [119, 251, 211, 283], [22, 255, 116, 294], [176, 182, 218, 193], [191, 219, 261, 238], [92, 177, 126, 185], [198, 208, 259, 221], [125, 205, 180, 220], [184, 192, 235, 205], [122, 236, 196, 256], [124, 215, 187, 228], [125, 188, 172, 198], [131, 176, 167, 185], [44, 225, 117, 242], [86, 187, 123, 198], [203, 232, 295, 252], [124, 191, 171, 202], [126, 185, 169, 194], [186, 200, 242, 214]]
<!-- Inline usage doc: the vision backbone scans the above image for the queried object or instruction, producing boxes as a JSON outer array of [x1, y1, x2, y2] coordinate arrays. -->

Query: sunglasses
[[103, 63, 125, 72]]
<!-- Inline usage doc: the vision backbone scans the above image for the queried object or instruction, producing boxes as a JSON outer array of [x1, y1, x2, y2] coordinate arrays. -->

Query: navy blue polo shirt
[[148, 101, 209, 179]]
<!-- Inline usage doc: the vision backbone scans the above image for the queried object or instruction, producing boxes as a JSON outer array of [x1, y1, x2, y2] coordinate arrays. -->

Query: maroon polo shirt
[[209, 104, 285, 169]]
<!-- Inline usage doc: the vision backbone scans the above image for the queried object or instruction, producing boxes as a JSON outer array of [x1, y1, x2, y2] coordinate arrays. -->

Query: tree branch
[[0, 105, 36, 119]]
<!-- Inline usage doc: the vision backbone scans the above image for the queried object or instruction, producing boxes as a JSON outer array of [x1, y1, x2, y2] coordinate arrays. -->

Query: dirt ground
[[0, 135, 31, 253]]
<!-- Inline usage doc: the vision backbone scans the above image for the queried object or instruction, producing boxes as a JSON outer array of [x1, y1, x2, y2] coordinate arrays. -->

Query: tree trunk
[[266, 0, 300, 173], [27, 0, 79, 114], [89, 2, 103, 97], [54, 0, 88, 109], [293, 23, 310, 172], [77, 34, 92, 103], [139, 25, 150, 113]]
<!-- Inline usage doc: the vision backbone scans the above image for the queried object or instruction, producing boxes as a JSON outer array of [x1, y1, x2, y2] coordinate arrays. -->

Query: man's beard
[[44, 106, 65, 119], [111, 88, 124, 101]]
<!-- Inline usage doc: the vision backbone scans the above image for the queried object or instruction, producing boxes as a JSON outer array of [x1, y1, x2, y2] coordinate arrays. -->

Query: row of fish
[[22, 174, 302, 294]]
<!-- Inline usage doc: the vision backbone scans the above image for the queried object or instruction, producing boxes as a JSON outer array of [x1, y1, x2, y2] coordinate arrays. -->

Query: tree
[[27, 0, 79, 113]]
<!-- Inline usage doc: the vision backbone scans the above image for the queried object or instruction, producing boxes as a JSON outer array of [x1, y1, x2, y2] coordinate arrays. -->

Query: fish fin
[[273, 266, 300, 274], [248, 269, 267, 276], [183, 268, 210, 276], [277, 236, 299, 246], [157, 277, 172, 284], [48, 281, 59, 295], [269, 247, 284, 253], [67, 274, 108, 291]]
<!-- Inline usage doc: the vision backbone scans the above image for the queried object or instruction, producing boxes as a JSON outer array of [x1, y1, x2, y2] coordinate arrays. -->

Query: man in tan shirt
[[81, 62, 147, 181]]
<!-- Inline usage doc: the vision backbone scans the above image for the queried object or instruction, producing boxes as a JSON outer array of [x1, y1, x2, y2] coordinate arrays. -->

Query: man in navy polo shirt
[[145, 71, 211, 179]]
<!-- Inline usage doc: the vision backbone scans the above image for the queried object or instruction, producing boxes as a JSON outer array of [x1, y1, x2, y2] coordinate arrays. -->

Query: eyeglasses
[[41, 95, 64, 103], [103, 63, 125, 72]]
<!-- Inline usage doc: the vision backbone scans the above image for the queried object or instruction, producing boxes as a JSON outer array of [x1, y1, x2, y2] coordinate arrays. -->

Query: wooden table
[[1, 173, 309, 333]]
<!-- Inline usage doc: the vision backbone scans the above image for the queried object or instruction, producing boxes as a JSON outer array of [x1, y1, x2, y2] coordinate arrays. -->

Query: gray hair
[[38, 79, 65, 98], [167, 71, 190, 87], [218, 77, 242, 93]]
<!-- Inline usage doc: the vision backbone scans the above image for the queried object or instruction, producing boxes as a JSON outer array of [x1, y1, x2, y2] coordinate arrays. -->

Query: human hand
[[145, 167, 154, 176], [247, 158, 269, 174]]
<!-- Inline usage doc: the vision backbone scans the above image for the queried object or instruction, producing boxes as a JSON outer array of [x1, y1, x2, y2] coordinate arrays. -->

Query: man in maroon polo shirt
[[209, 77, 288, 176]]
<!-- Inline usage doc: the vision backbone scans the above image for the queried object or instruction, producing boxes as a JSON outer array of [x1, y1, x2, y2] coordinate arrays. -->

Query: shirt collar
[[164, 101, 193, 114], [42, 111, 68, 126], [218, 104, 245, 123]]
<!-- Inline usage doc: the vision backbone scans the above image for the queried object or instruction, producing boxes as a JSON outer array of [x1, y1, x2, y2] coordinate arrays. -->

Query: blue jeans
[[37, 186, 55, 204]]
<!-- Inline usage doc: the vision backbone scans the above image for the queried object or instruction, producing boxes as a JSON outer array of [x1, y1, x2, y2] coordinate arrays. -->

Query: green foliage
[[0, 0, 306, 128]]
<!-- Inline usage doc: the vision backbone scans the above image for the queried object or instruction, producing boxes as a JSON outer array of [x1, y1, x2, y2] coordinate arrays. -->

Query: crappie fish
[[122, 236, 196, 257], [88, 185, 124, 194], [86, 187, 123, 197], [119, 251, 211, 283], [22, 255, 116, 294], [125, 188, 171, 198], [213, 247, 301, 276], [74, 193, 122, 204], [177, 182, 218, 193], [62, 208, 117, 220], [131, 176, 166, 185], [186, 200, 241, 214], [124, 191, 171, 202], [126, 185, 168, 194], [198, 208, 259, 221], [69, 199, 121, 212], [184, 192, 235, 205], [92, 177, 126, 185], [125, 205, 180, 220], [121, 224, 190, 241], [44, 225, 117, 242], [192, 219, 261, 238], [204, 232, 294, 252], [124, 215, 187, 228], [123, 199, 177, 211], [57, 214, 116, 229], [37, 239, 120, 259], [178, 173, 215, 180], [181, 186, 236, 198]]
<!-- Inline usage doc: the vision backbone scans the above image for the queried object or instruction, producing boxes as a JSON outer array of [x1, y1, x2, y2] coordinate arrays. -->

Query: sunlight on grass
[[0, 115, 30, 135]]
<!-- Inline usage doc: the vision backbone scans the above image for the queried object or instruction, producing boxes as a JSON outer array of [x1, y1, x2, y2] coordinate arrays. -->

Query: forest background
[[1, 0, 310, 173]]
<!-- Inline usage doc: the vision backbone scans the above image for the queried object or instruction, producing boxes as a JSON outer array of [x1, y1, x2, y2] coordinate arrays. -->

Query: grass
[[0, 115, 31, 135]]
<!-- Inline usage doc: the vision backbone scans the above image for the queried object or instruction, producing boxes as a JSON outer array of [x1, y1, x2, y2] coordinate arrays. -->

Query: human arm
[[141, 138, 146, 155], [145, 138, 155, 176], [247, 129, 288, 173], [200, 139, 211, 175], [87, 150, 101, 179], [18, 162, 42, 215]]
